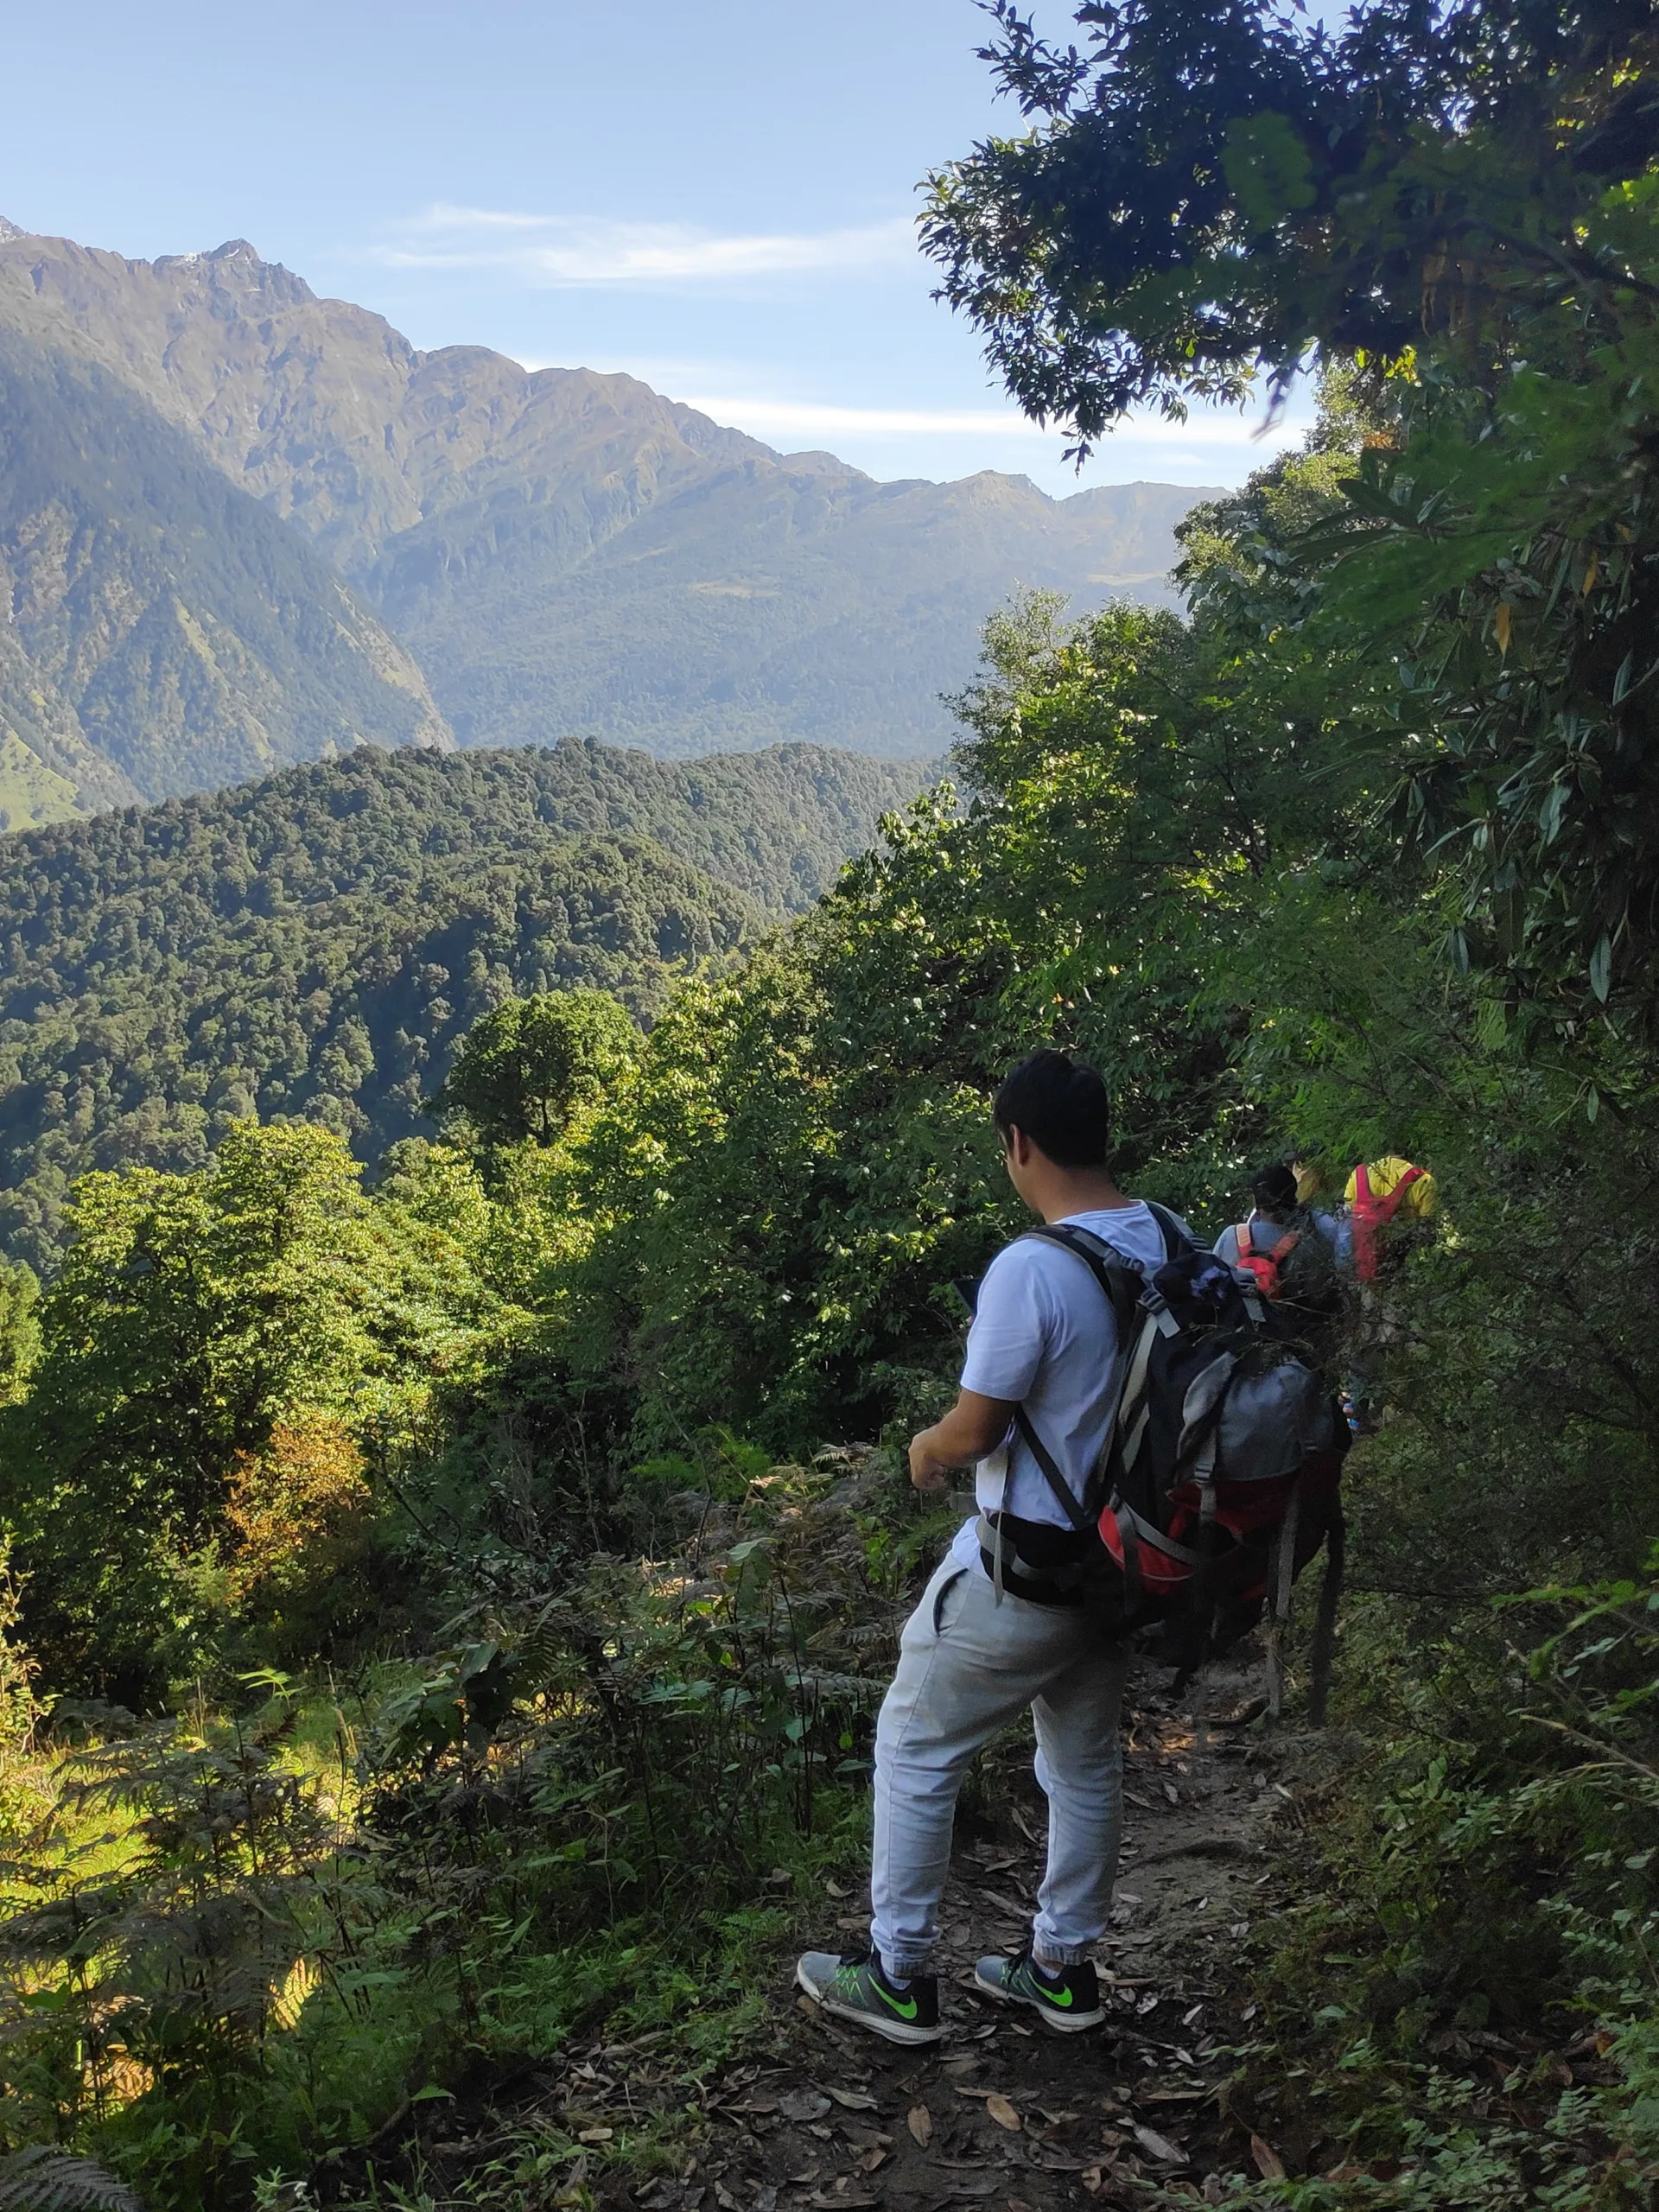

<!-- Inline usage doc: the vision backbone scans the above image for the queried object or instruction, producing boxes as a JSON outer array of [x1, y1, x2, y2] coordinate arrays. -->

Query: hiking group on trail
[[798, 1050, 1433, 2046]]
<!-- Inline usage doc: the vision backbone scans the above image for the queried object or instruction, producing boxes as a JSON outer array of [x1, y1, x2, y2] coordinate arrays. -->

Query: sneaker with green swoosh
[[796, 1948, 943, 2044], [974, 1942, 1105, 2033]]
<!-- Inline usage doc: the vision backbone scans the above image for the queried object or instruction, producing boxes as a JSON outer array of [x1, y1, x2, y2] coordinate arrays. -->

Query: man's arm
[[908, 1389, 1016, 1491]]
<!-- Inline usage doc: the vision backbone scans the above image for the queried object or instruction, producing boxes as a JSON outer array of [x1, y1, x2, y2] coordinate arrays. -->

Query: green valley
[[0, 738, 925, 1266]]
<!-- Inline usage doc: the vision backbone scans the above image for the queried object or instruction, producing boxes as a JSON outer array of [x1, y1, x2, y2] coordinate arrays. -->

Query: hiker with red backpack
[[1344, 1155, 1436, 1281], [1341, 1154, 1437, 1429], [797, 1052, 1345, 2047], [1216, 1161, 1343, 1370]]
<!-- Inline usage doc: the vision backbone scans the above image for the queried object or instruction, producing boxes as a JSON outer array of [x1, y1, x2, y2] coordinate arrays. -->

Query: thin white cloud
[[670, 392, 1318, 450], [374, 205, 916, 287], [671, 397, 1050, 439]]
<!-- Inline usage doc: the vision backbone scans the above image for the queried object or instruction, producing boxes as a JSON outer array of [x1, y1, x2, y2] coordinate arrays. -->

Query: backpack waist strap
[[976, 1512, 1090, 1607]]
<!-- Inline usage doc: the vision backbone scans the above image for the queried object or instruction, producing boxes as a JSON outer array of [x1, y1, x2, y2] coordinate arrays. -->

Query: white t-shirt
[[946, 1202, 1190, 1577]]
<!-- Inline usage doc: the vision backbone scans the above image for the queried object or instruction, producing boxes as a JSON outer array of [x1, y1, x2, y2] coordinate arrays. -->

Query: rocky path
[[512, 1649, 1306, 2212]]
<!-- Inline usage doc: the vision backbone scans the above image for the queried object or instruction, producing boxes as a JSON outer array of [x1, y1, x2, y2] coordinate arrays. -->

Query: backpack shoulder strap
[[1371, 1164, 1426, 1228], [1020, 1224, 1143, 1334], [1013, 1407, 1095, 1534], [1011, 1224, 1146, 1533], [1234, 1219, 1254, 1260], [1143, 1200, 1192, 1260]]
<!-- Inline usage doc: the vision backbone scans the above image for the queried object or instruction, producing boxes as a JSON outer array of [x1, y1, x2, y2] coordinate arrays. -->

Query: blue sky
[[0, 0, 1311, 495]]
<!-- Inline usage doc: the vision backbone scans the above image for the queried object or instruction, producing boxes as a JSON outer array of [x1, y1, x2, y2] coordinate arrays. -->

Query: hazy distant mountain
[[0, 254, 451, 819], [0, 226, 1218, 772]]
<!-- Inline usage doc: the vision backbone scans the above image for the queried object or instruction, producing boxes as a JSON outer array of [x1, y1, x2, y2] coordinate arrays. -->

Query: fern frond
[[0, 2147, 145, 2212]]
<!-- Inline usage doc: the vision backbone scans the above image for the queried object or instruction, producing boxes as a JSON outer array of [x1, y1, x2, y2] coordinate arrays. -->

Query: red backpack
[[1351, 1162, 1426, 1284], [1234, 1218, 1300, 1300]]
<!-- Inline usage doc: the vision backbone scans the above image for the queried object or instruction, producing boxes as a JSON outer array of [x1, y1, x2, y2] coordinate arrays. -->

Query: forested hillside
[[0, 739, 925, 1265], [0, 315, 450, 815], [0, 225, 1212, 766], [0, 5, 1656, 2211]]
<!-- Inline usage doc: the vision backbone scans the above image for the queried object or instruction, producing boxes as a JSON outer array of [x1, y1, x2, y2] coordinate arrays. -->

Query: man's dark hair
[[994, 1050, 1111, 1169], [1252, 1161, 1299, 1218]]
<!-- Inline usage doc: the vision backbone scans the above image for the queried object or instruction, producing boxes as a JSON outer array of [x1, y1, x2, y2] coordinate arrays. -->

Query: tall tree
[[1, 1124, 376, 1696], [925, 0, 1659, 1022], [435, 990, 639, 1154]]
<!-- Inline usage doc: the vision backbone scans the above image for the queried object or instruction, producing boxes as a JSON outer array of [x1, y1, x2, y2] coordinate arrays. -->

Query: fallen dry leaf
[[578, 2127, 613, 2144], [824, 1878, 851, 1898], [907, 2106, 932, 2148], [978, 1886, 1033, 1919], [1133, 2124, 1185, 2164], [858, 2148, 887, 2173], [780, 2091, 832, 2123], [797, 1995, 822, 2022], [1251, 2133, 1287, 2181], [985, 2093, 1022, 2133], [1323, 2164, 1363, 2183], [823, 2085, 879, 2112]]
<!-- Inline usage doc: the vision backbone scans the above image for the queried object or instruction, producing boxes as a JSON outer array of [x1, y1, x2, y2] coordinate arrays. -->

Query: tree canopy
[[435, 989, 639, 1152]]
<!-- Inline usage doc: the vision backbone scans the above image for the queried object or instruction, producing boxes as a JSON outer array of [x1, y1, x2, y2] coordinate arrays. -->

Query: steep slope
[[0, 737, 929, 1265], [0, 225, 1217, 761], [0, 308, 451, 808]]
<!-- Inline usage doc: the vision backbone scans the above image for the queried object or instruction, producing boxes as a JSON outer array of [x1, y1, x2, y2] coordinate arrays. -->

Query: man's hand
[[906, 1389, 1016, 1493], [908, 1431, 954, 1491]]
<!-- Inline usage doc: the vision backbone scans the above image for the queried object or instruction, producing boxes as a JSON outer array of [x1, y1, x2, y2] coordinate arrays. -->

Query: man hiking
[[1215, 1160, 1343, 1371], [797, 1050, 1192, 2044]]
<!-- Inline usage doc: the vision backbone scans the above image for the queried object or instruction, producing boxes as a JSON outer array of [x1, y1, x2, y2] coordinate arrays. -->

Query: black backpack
[[975, 1205, 1350, 1706]]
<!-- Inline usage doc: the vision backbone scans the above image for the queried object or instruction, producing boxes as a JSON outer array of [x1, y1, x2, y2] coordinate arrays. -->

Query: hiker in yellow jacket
[[1343, 1155, 1437, 1428], [1344, 1156, 1437, 1282]]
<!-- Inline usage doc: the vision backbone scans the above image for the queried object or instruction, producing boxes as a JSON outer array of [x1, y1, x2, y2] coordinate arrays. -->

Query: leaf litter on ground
[[1133, 2123, 1186, 2165]]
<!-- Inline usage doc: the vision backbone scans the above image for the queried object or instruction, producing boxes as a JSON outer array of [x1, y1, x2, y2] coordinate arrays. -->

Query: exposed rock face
[[0, 225, 1220, 771], [0, 296, 451, 813]]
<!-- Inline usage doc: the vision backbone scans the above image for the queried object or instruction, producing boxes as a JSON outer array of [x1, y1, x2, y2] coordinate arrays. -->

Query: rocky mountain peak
[[151, 238, 315, 307], [0, 218, 27, 244]]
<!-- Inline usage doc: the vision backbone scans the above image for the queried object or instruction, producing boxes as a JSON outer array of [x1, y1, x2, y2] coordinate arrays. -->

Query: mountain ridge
[[0, 222, 1221, 775]]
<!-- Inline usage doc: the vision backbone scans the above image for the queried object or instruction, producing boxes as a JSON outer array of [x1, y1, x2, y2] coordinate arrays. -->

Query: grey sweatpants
[[869, 1555, 1129, 1980]]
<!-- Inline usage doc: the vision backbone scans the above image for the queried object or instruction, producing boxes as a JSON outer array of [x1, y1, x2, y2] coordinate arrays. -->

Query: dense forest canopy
[[0, 737, 925, 1267], [1, 3, 1658, 2208]]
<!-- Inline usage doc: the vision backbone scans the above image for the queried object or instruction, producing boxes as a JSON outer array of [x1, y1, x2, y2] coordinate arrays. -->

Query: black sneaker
[[974, 1942, 1106, 2033], [796, 1947, 944, 2044]]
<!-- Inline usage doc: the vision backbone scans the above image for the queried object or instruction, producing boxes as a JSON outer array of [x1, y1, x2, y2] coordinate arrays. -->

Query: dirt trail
[[484, 1646, 1307, 2212]]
